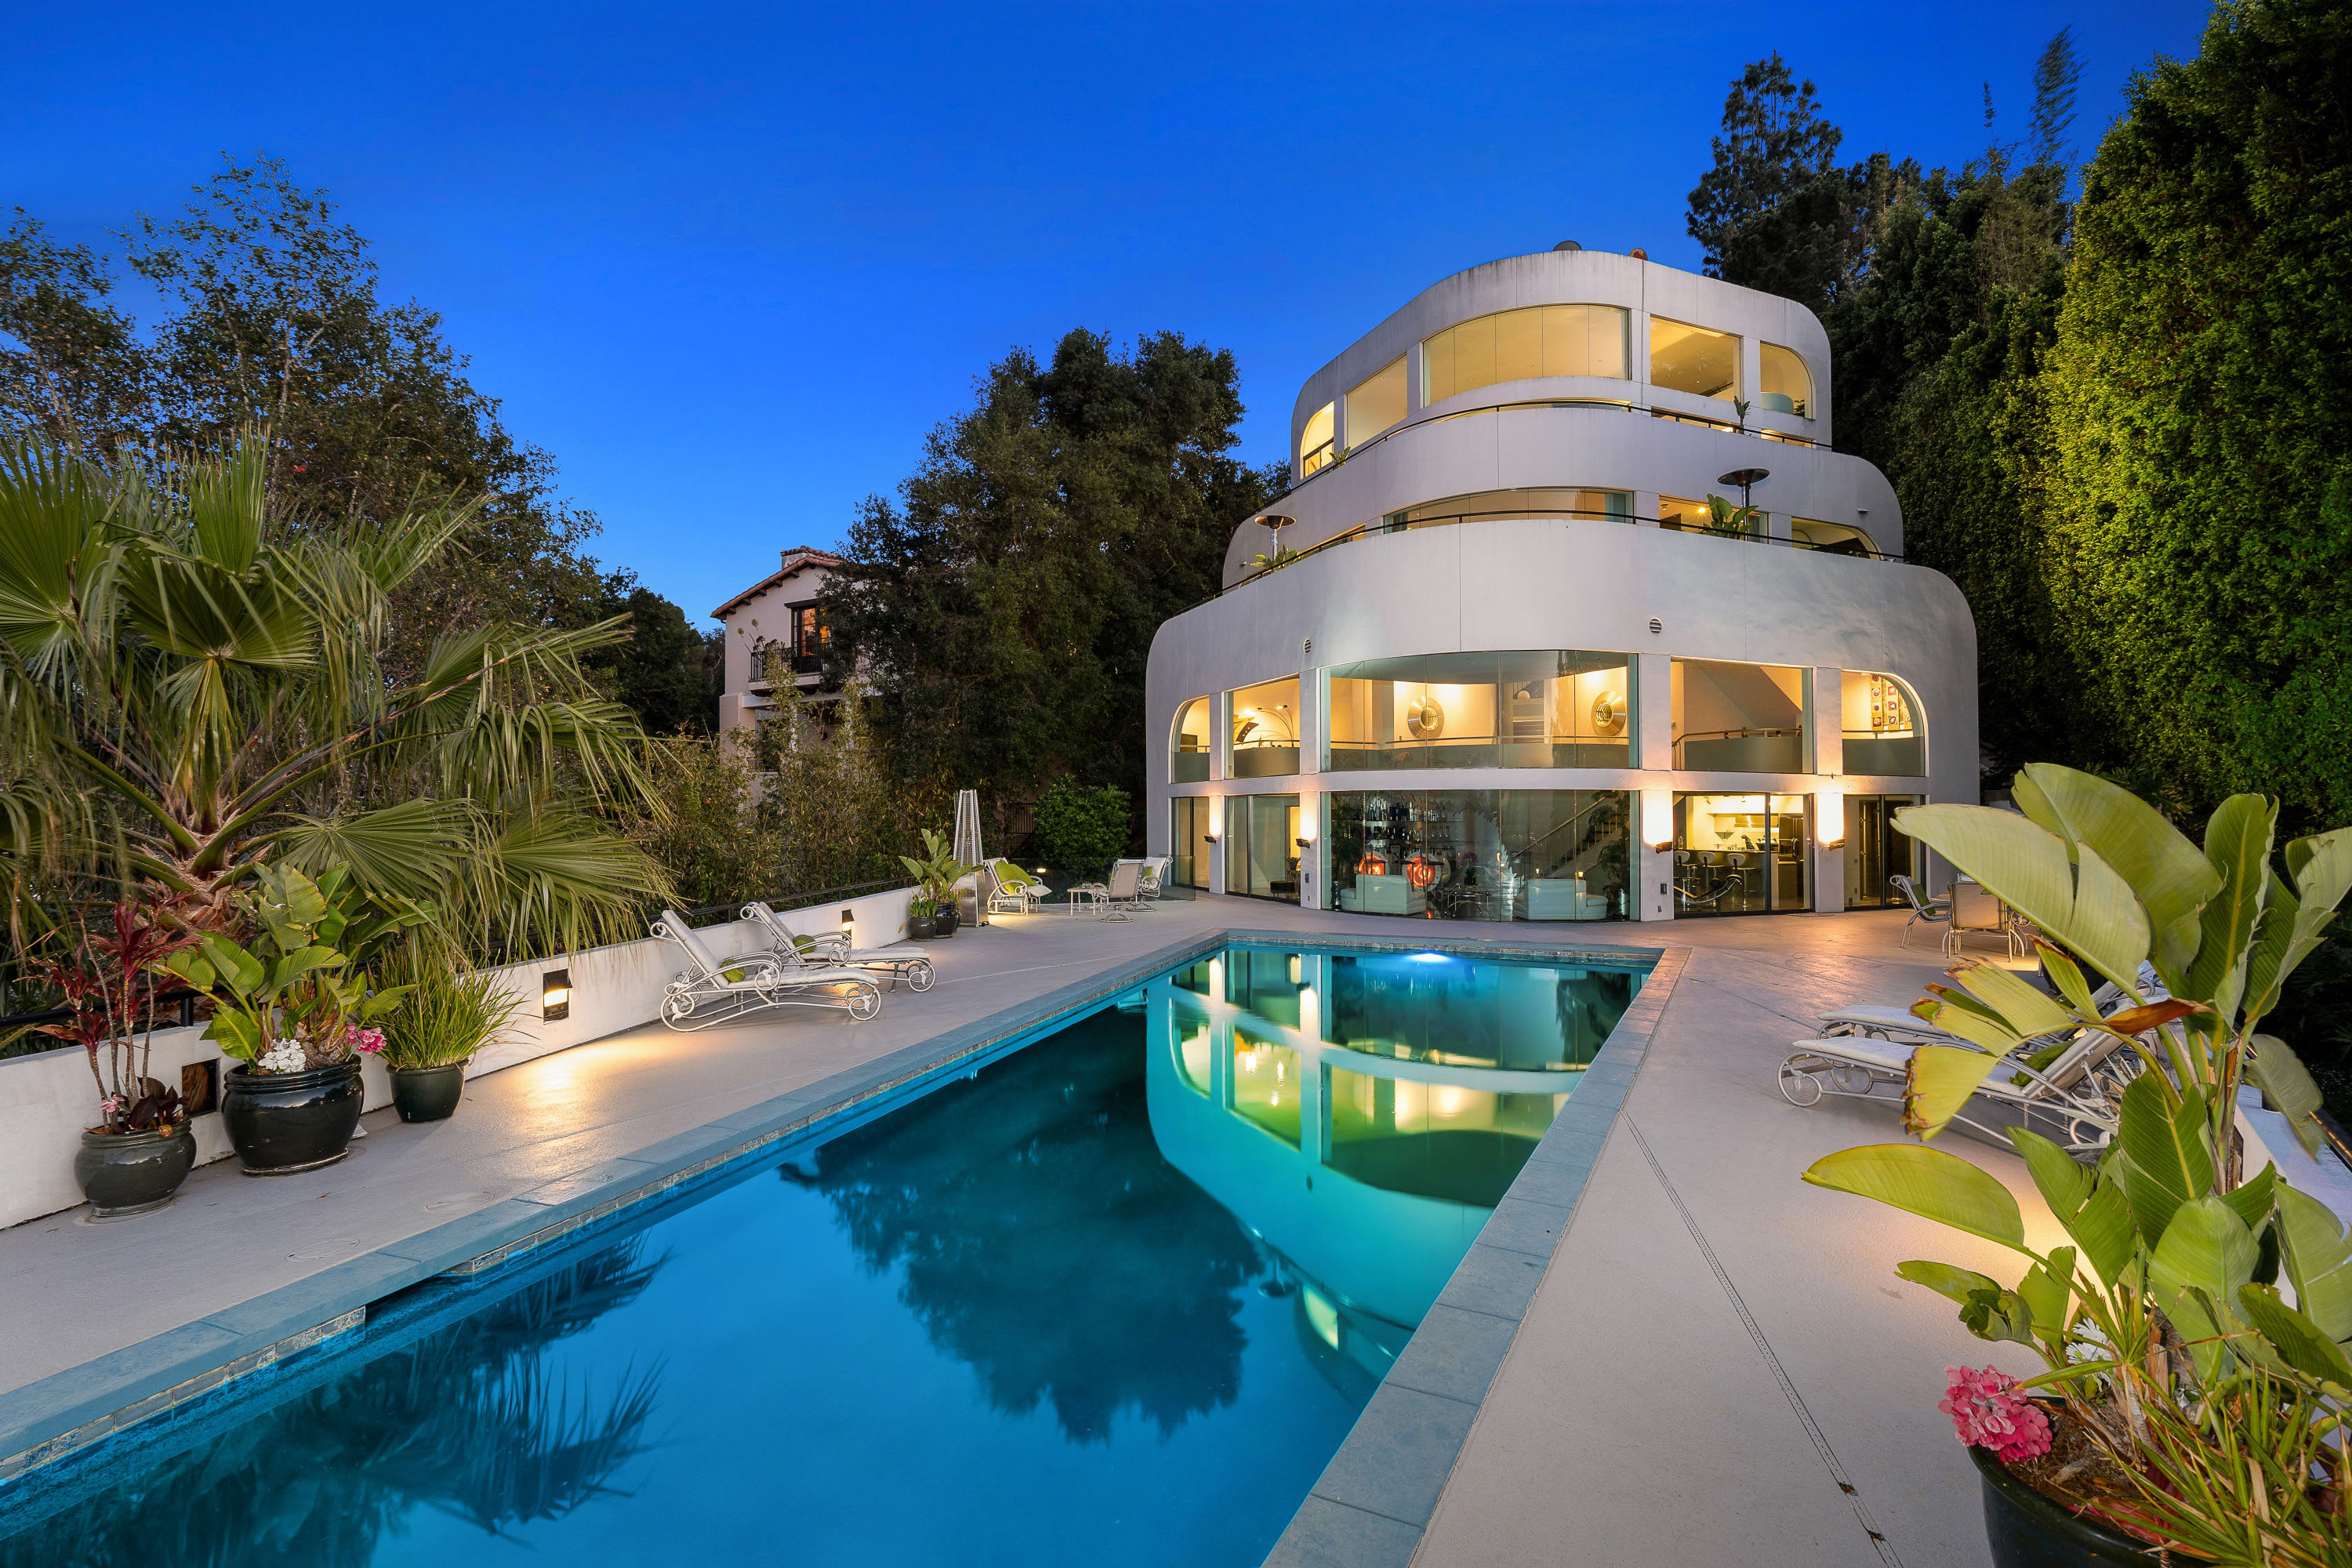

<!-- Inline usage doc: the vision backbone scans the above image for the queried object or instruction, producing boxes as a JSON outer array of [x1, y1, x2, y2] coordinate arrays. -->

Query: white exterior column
[[1297, 789, 1323, 909], [1636, 652, 1672, 771], [1808, 667, 1842, 776], [1212, 691, 1232, 781]]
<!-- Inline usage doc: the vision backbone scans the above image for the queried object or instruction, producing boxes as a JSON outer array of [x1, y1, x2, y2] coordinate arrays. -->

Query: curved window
[[1791, 518, 1877, 556], [1230, 677, 1300, 778], [1327, 651, 1632, 771], [1759, 343, 1812, 419], [1671, 660, 1806, 771], [1171, 696, 1213, 782], [1650, 318, 1738, 401], [1392, 488, 1629, 530], [1345, 358, 1408, 451], [1298, 403, 1335, 477], [1327, 789, 1632, 921], [1841, 671, 1925, 775], [1421, 305, 1629, 405]]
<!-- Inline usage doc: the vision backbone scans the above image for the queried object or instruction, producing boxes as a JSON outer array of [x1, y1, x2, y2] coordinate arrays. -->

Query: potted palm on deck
[[1805, 766, 2352, 1563]]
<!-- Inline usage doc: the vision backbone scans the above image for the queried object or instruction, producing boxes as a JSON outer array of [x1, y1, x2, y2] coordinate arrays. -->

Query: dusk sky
[[10, 0, 2209, 623]]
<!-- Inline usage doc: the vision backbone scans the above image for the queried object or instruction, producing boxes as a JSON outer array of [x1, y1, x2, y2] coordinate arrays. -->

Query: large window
[[1327, 651, 1632, 771], [1229, 677, 1300, 778], [1660, 494, 1762, 539], [1792, 518, 1877, 556], [1171, 695, 1212, 782], [1650, 318, 1738, 401], [1671, 660, 1806, 771], [1845, 794, 1922, 909], [1674, 793, 1811, 916], [1327, 789, 1631, 922], [1226, 794, 1301, 899], [1841, 672, 1925, 775], [1171, 797, 1213, 891], [1759, 343, 1812, 418], [1326, 1069, 1566, 1207], [1421, 305, 1630, 405], [1345, 358, 1408, 451], [1298, 403, 1335, 477], [1230, 1028, 1301, 1146], [1390, 488, 1630, 529]]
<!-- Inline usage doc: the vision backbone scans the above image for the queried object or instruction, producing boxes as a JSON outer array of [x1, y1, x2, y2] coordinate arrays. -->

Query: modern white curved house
[[1145, 246, 1977, 924]]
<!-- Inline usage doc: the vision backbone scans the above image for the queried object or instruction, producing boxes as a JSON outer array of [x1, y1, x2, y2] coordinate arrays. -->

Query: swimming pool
[[0, 942, 1643, 1567]]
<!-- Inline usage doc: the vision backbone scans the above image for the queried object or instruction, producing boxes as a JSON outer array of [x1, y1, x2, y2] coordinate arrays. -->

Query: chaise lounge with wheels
[[740, 901, 935, 992], [652, 909, 882, 1030]]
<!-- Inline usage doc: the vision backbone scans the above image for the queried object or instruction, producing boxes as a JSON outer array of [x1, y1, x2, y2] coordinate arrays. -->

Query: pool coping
[[0, 927, 1674, 1494], [1260, 942, 1690, 1568]]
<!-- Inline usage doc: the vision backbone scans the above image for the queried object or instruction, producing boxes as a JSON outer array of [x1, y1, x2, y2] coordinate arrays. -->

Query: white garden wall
[[0, 887, 914, 1229]]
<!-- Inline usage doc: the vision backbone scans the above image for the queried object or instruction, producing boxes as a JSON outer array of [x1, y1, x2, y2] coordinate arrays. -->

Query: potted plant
[[163, 863, 427, 1174], [1804, 765, 2352, 1564], [899, 829, 976, 939], [376, 951, 521, 1123], [28, 897, 200, 1219], [906, 897, 938, 941]]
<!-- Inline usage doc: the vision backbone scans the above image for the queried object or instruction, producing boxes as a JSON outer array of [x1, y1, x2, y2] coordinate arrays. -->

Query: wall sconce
[[1817, 787, 1846, 850], [542, 969, 571, 1022], [840, 906, 856, 938], [1640, 786, 1675, 851], [1206, 797, 1224, 842]]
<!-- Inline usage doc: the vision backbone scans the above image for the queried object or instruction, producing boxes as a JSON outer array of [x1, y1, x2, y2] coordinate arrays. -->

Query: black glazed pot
[[221, 1060, 364, 1175], [935, 906, 957, 938], [1969, 1443, 2158, 1566], [908, 912, 936, 940], [74, 1123, 198, 1219], [389, 1061, 468, 1123]]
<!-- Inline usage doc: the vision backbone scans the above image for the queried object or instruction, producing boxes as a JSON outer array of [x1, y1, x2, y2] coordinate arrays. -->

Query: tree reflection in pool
[[0, 944, 1641, 1568]]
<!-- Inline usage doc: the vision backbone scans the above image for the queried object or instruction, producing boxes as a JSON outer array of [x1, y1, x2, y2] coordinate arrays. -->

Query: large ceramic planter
[[1969, 1443, 2158, 1566], [221, 1061, 364, 1175], [74, 1123, 197, 1219], [908, 912, 936, 940], [389, 1060, 469, 1123], [935, 907, 957, 938]]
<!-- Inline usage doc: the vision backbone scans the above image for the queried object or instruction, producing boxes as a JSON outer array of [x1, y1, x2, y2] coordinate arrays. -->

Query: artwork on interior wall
[[1591, 689, 1626, 737], [1406, 695, 1446, 739]]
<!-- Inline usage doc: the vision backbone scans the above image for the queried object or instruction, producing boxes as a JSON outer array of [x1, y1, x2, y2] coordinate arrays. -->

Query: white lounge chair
[[652, 910, 880, 1030], [985, 858, 1047, 916], [1136, 855, 1172, 901], [740, 901, 935, 992], [1778, 1028, 2135, 1154], [1817, 980, 2129, 1047], [1075, 860, 1147, 920]]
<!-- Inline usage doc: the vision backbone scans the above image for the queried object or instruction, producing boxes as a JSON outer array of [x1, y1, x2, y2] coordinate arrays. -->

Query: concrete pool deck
[[0, 899, 2045, 1565]]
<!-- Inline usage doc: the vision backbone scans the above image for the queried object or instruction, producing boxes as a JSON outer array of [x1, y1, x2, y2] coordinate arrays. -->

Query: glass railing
[[1327, 738, 1632, 771], [1672, 728, 1803, 773], [1232, 742, 1301, 779], [1842, 732, 1925, 776], [1171, 747, 1210, 783]]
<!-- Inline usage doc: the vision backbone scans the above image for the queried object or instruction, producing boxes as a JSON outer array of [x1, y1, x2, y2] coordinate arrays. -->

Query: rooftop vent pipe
[[1552, 241, 1582, 252]]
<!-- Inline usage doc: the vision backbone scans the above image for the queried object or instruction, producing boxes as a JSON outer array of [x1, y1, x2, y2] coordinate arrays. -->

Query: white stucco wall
[[1148, 519, 1976, 916], [0, 887, 914, 1229]]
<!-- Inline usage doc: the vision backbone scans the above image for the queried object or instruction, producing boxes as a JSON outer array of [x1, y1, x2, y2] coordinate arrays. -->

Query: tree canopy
[[820, 328, 1284, 833]]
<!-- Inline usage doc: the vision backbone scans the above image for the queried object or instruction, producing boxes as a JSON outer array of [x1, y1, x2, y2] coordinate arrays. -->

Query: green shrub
[[379, 955, 524, 1070], [1031, 779, 1131, 880]]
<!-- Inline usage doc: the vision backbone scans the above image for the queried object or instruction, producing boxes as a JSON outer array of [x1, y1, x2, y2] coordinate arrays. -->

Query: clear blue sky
[[9, 0, 2209, 624]]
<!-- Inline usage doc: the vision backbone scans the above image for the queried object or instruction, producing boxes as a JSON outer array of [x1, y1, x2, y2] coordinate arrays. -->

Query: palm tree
[[0, 433, 669, 956]]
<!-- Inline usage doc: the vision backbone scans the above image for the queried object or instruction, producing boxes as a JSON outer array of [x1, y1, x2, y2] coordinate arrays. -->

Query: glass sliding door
[[1171, 797, 1213, 891], [1672, 793, 1812, 916], [1844, 795, 1922, 909], [1226, 795, 1302, 900], [1325, 790, 1631, 921]]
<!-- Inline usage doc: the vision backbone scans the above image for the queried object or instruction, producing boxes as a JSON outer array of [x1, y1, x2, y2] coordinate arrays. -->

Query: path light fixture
[[542, 969, 572, 1022]]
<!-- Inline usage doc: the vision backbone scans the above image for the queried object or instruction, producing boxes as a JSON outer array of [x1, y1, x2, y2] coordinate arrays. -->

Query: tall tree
[[2041, 0, 2352, 828], [0, 157, 705, 731], [821, 329, 1283, 831]]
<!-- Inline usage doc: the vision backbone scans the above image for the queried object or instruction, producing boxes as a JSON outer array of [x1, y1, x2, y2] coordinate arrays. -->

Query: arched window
[[1298, 404, 1336, 477], [1171, 697, 1213, 782], [1759, 343, 1813, 419], [1840, 672, 1925, 775], [1422, 305, 1630, 405]]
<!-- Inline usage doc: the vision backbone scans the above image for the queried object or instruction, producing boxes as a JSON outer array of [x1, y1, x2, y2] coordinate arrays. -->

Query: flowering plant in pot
[[375, 949, 521, 1123], [162, 862, 428, 1174], [1804, 767, 2352, 1563], [27, 895, 200, 1218]]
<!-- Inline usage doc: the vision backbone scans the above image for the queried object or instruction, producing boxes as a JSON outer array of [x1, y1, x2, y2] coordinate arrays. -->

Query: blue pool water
[[0, 943, 1641, 1567]]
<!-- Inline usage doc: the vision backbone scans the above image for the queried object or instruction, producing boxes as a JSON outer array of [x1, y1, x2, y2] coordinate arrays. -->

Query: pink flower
[[347, 1025, 387, 1056], [1940, 1366, 2053, 1464]]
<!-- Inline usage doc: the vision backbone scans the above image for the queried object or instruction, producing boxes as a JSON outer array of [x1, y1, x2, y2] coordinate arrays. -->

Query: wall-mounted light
[[1641, 786, 1675, 851], [840, 906, 856, 938], [542, 969, 572, 1022], [1817, 786, 1846, 850], [1206, 796, 1224, 842]]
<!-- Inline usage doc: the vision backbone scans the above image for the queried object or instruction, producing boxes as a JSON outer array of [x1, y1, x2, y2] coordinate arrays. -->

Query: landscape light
[[542, 969, 571, 1022]]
